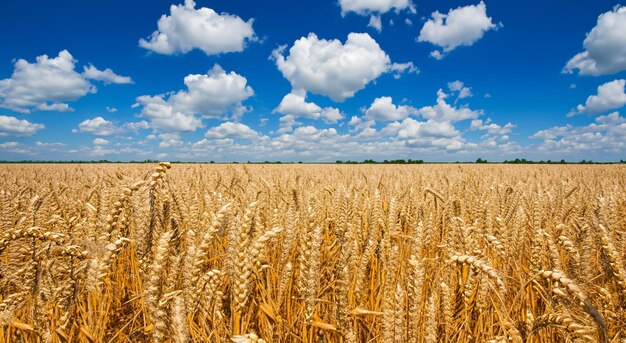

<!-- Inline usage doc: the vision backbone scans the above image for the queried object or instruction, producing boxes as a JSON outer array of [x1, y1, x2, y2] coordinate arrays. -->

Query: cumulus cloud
[[417, 89, 482, 122], [469, 118, 515, 135], [273, 33, 411, 101], [0, 115, 45, 137], [76, 116, 149, 136], [93, 138, 110, 145], [348, 115, 376, 131], [567, 79, 626, 116], [418, 1, 498, 59], [531, 112, 626, 153], [106, 106, 118, 113], [563, 6, 626, 75], [135, 64, 254, 132], [382, 117, 465, 150], [82, 65, 133, 84], [0, 50, 131, 113], [273, 90, 344, 124], [364, 96, 417, 121], [139, 0, 256, 55], [277, 115, 302, 134], [339, 0, 415, 15], [205, 122, 262, 141]]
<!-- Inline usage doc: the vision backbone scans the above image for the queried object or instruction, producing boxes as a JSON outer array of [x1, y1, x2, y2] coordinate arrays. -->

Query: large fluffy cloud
[[563, 6, 626, 76], [273, 33, 413, 102], [139, 0, 256, 55], [418, 1, 498, 59], [567, 79, 626, 116], [339, 0, 414, 15], [273, 90, 344, 125], [0, 115, 45, 137], [135, 64, 254, 132], [0, 50, 132, 113]]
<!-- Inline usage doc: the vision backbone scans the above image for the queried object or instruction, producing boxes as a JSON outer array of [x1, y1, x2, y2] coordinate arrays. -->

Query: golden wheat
[[0, 163, 624, 342]]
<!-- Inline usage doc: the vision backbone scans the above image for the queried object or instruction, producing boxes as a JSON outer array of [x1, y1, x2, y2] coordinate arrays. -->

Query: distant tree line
[[336, 159, 425, 164], [0, 159, 624, 164], [500, 158, 620, 164]]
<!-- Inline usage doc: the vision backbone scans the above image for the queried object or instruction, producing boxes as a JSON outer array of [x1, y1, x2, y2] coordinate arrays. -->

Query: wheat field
[[0, 163, 625, 342]]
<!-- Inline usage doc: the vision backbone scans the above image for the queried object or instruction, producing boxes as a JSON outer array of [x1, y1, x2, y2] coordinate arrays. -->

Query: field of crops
[[0, 163, 625, 342]]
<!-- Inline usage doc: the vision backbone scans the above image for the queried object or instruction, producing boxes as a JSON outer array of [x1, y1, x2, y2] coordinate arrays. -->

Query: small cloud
[[368, 15, 382, 32], [430, 50, 444, 60], [93, 138, 110, 145]]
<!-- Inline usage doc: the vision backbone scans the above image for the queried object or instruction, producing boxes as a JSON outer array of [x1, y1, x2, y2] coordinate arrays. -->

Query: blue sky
[[1, 0, 625, 161]]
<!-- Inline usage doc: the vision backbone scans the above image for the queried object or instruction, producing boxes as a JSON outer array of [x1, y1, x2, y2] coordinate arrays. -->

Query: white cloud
[[274, 90, 322, 119], [93, 138, 110, 145], [205, 121, 262, 141], [390, 62, 419, 79], [430, 50, 444, 60], [382, 117, 465, 150], [383, 117, 459, 138], [278, 115, 302, 134], [447, 80, 464, 92], [106, 106, 118, 113], [77, 117, 122, 136], [77, 116, 149, 136], [339, 0, 415, 15], [417, 89, 482, 122], [405, 18, 413, 26], [0, 50, 130, 113], [135, 64, 254, 131], [469, 118, 515, 135], [447, 80, 473, 99], [364, 96, 417, 121], [82, 65, 133, 84], [320, 107, 344, 124], [563, 6, 626, 76], [273, 90, 344, 124], [125, 121, 150, 131], [36, 103, 74, 112], [368, 15, 382, 32], [158, 133, 184, 148], [531, 112, 626, 153], [348, 115, 376, 130], [0, 115, 45, 137], [134, 95, 203, 132], [139, 0, 256, 55], [458, 87, 473, 99], [272, 33, 401, 102], [418, 1, 498, 58], [567, 79, 626, 116]]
